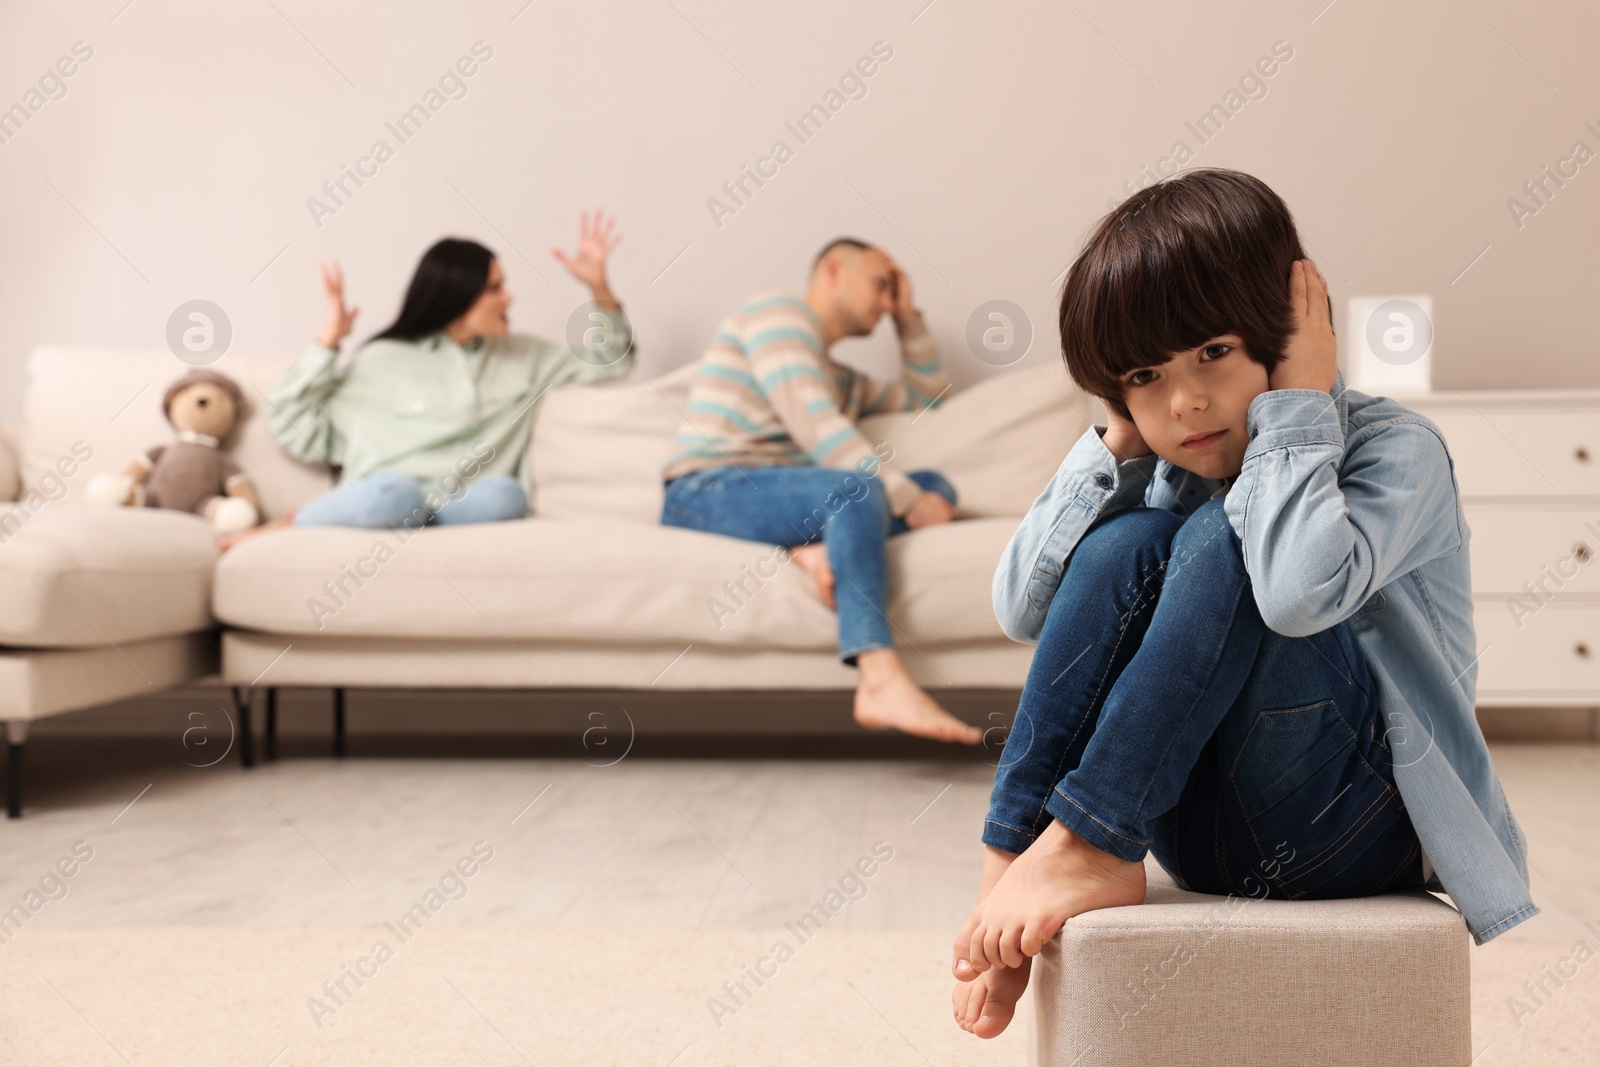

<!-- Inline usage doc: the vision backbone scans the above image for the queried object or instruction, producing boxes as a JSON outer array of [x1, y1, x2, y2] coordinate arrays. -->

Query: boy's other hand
[[1270, 259, 1338, 394], [1100, 402, 1153, 462]]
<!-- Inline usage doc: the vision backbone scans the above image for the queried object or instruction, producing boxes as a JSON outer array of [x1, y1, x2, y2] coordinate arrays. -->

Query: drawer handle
[[1579, 642, 1591, 659], [1578, 446, 1591, 463]]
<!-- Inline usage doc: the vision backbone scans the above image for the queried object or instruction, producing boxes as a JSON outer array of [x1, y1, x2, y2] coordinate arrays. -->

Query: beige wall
[[1, 0, 1596, 424]]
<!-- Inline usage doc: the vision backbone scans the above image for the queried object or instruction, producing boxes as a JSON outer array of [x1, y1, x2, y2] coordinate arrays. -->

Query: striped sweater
[[661, 290, 951, 516]]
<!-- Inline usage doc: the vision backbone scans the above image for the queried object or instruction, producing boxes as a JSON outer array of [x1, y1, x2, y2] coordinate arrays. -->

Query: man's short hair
[[811, 236, 874, 275], [1058, 168, 1303, 420]]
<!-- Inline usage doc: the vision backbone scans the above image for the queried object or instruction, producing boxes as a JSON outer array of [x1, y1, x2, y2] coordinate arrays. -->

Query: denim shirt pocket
[[1351, 588, 1388, 622]]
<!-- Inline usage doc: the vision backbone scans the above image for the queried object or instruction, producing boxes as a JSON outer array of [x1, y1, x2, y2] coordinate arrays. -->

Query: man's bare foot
[[854, 648, 981, 744], [217, 514, 295, 553], [955, 819, 1146, 971], [789, 542, 835, 609], [952, 845, 1028, 1038]]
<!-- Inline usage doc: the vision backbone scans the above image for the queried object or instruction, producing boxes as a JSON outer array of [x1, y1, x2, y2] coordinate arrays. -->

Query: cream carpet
[[0, 929, 1593, 1065]]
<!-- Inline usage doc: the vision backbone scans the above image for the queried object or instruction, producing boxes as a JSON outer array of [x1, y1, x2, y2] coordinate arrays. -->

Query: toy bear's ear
[[223, 386, 248, 426], [161, 368, 249, 436], [216, 373, 249, 430]]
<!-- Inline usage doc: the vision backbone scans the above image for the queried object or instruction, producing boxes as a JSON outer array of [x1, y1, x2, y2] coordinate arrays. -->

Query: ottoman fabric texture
[[1032, 868, 1471, 1066]]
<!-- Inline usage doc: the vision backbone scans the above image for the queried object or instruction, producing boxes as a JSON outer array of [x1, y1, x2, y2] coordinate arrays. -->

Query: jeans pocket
[[1229, 701, 1363, 819], [1230, 700, 1408, 898]]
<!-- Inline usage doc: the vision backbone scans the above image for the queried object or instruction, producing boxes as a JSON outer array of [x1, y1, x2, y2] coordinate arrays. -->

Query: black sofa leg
[[6, 721, 25, 819], [235, 687, 254, 769], [333, 688, 346, 759], [264, 688, 278, 763]]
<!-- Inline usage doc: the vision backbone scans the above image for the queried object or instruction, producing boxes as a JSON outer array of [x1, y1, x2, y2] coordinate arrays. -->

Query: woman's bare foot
[[789, 542, 835, 609], [953, 845, 1029, 1038], [854, 648, 981, 744], [955, 819, 1146, 972], [217, 513, 295, 553]]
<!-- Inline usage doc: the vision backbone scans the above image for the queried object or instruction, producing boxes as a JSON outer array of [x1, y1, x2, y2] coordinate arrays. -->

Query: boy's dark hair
[[1058, 168, 1305, 420]]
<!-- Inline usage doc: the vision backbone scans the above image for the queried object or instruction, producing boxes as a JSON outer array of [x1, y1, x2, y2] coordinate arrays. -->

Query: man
[[661, 238, 979, 744]]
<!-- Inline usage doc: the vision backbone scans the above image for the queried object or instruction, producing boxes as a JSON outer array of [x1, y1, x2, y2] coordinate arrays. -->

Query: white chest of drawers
[[1401, 389, 1600, 712]]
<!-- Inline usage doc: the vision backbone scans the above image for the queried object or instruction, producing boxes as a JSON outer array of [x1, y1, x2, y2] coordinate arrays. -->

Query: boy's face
[[1120, 334, 1269, 481]]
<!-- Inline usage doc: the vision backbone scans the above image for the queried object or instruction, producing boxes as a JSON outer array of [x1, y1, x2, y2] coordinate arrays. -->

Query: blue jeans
[[294, 470, 528, 528], [985, 498, 1425, 899], [660, 465, 956, 664]]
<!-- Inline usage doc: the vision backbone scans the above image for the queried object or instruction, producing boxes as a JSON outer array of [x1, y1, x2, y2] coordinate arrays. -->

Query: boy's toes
[[998, 926, 1027, 969], [962, 979, 989, 1030], [952, 977, 985, 1031], [1021, 914, 1066, 959], [971, 965, 1030, 1040], [952, 915, 981, 977], [965, 926, 997, 973]]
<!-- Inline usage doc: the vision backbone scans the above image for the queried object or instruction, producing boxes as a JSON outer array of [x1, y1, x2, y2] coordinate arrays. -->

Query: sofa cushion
[[213, 516, 1021, 648], [530, 361, 1091, 524], [0, 506, 218, 649], [23, 346, 333, 519]]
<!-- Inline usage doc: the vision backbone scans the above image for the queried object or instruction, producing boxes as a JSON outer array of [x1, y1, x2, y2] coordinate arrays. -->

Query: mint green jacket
[[265, 315, 633, 506]]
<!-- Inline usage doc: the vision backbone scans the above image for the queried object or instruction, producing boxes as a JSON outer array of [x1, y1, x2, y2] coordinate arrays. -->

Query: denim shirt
[[993, 369, 1537, 944]]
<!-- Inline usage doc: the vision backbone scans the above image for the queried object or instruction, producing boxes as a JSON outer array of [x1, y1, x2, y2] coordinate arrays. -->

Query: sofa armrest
[[0, 425, 20, 502]]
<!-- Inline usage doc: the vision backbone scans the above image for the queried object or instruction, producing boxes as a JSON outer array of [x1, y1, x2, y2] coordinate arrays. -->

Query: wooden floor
[[1, 696, 1594, 943]]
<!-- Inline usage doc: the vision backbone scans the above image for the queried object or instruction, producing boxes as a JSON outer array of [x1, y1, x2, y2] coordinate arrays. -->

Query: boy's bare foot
[[954, 959, 1032, 1038], [955, 819, 1146, 972], [854, 648, 981, 744], [789, 542, 835, 609], [217, 513, 295, 553], [953, 845, 1028, 1038]]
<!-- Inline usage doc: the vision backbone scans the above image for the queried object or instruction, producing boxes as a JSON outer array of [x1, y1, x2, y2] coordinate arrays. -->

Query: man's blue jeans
[[295, 470, 528, 528], [661, 465, 956, 665], [986, 497, 1426, 899]]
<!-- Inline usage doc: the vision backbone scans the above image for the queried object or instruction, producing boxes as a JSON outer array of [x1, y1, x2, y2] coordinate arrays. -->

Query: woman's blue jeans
[[294, 470, 528, 528], [985, 497, 1426, 900], [661, 465, 956, 665]]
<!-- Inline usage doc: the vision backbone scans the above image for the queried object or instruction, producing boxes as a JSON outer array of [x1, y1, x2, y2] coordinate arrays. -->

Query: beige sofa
[[0, 345, 1093, 812]]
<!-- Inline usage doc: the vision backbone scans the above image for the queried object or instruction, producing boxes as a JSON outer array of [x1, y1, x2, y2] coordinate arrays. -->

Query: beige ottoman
[[1032, 863, 1470, 1066]]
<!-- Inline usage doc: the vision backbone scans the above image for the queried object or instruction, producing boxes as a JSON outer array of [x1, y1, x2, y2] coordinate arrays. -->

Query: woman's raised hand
[[551, 209, 622, 308], [316, 260, 360, 349]]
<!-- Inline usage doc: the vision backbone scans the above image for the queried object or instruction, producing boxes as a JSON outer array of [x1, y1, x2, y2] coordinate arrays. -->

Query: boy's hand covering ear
[[1270, 259, 1338, 394]]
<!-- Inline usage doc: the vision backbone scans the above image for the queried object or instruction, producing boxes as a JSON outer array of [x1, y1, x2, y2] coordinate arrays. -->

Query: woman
[[250, 211, 632, 539]]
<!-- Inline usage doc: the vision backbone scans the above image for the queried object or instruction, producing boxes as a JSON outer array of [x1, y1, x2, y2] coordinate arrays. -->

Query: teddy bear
[[85, 368, 262, 533]]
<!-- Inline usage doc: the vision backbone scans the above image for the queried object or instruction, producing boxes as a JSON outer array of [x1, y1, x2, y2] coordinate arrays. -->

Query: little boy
[[952, 168, 1537, 1038]]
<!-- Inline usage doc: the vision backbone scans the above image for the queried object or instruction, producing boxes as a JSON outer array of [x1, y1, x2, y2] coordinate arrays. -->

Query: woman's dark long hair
[[369, 237, 495, 344]]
